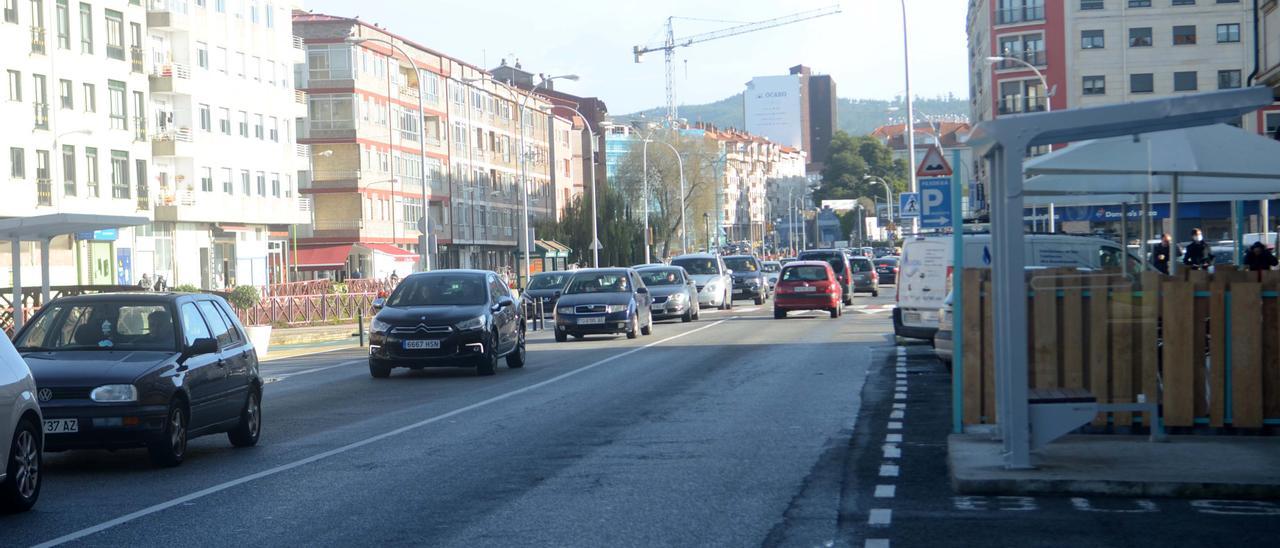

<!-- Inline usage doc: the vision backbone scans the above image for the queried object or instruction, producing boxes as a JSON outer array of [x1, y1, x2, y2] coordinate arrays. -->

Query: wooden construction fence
[[960, 267, 1280, 430]]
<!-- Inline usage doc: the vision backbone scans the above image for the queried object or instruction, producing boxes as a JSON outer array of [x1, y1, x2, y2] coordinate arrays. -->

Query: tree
[[612, 132, 722, 261], [814, 131, 909, 206], [534, 185, 643, 268]]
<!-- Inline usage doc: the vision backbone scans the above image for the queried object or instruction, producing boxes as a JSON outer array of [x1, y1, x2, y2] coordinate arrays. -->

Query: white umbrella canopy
[[1023, 173, 1280, 197], [1021, 190, 1280, 207], [1024, 123, 1280, 181]]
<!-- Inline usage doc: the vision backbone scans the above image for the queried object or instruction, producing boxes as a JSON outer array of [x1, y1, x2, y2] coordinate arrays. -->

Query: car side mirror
[[496, 296, 515, 310], [372, 297, 385, 310], [726, 269, 734, 275], [553, 290, 561, 298], [180, 337, 218, 364], [636, 287, 648, 294]]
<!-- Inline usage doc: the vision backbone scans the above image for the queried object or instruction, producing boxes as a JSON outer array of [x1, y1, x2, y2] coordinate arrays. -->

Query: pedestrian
[[1182, 228, 1211, 270], [152, 275, 168, 292], [138, 273, 152, 291], [1244, 241, 1278, 272], [389, 270, 400, 286], [1152, 233, 1175, 275]]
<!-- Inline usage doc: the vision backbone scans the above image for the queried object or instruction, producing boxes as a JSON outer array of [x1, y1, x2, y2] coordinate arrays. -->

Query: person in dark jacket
[[1244, 241, 1278, 272], [1182, 228, 1211, 270], [1152, 233, 1175, 274]]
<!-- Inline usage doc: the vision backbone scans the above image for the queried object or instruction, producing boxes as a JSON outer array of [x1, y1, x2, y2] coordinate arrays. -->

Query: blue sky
[[302, 0, 970, 113]]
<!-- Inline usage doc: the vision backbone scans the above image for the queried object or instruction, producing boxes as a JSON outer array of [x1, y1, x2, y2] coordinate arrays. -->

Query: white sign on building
[[744, 75, 803, 149]]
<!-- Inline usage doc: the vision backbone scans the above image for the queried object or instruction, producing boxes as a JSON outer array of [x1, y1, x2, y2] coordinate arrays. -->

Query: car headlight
[[703, 281, 721, 293], [557, 306, 575, 315], [747, 278, 761, 286], [606, 304, 628, 314], [455, 317, 484, 331], [370, 318, 391, 334], [90, 384, 138, 403], [668, 292, 687, 303]]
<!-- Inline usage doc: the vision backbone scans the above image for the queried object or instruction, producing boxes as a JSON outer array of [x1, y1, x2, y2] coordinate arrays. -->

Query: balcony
[[33, 103, 49, 130], [298, 121, 356, 141], [295, 143, 310, 158], [31, 26, 45, 54], [133, 117, 148, 142], [147, 0, 190, 29], [152, 127, 193, 157], [994, 50, 1047, 70], [131, 47, 144, 74], [293, 89, 309, 115], [149, 62, 192, 95], [996, 4, 1045, 25], [36, 178, 52, 206], [997, 96, 1049, 115]]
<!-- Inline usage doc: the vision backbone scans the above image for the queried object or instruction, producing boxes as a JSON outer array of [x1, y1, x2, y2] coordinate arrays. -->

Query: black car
[[368, 270, 525, 378], [874, 257, 899, 285], [15, 293, 262, 467], [522, 271, 570, 317], [723, 255, 768, 305], [554, 269, 653, 341], [798, 249, 855, 305]]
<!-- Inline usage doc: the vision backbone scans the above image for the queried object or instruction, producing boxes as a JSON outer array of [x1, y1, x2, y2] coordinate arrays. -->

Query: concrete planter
[[246, 325, 273, 358]]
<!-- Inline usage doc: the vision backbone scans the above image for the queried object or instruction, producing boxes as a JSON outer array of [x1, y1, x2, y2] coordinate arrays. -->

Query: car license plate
[[794, 286, 817, 293], [403, 339, 441, 350], [578, 316, 606, 325], [905, 312, 922, 324], [651, 305, 665, 313], [44, 419, 78, 434]]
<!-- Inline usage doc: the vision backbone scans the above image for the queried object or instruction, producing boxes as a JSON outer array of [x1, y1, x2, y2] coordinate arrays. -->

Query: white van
[[894, 233, 1137, 341]]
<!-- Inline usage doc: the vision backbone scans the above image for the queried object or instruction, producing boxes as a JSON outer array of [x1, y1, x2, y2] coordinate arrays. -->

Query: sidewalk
[[949, 433, 1280, 499], [269, 323, 359, 346]]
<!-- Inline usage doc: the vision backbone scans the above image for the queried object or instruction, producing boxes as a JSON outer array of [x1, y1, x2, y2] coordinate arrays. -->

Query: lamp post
[[346, 36, 432, 270], [703, 212, 711, 253], [650, 140, 687, 255], [541, 103, 600, 267], [864, 175, 894, 229], [985, 54, 1057, 232], [898, 0, 918, 236]]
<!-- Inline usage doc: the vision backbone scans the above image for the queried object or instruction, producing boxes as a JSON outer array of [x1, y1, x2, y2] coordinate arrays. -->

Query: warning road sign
[[899, 192, 920, 218], [915, 145, 953, 177]]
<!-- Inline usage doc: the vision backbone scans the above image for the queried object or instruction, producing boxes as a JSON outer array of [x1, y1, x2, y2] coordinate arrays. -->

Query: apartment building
[[1257, 0, 1280, 134], [294, 13, 558, 278], [143, 0, 309, 289], [2, 0, 151, 286]]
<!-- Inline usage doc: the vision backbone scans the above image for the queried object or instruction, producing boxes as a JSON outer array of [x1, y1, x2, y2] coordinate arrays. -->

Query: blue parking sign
[[919, 177, 952, 228]]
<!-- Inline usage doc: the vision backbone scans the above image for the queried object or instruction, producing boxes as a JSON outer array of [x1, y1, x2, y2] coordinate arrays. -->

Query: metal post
[[590, 131, 600, 268], [39, 239, 51, 306], [642, 139, 650, 264], [950, 143, 965, 434], [1140, 193, 1150, 271], [1232, 201, 1243, 266], [11, 239, 21, 333], [990, 143, 1032, 469], [1120, 202, 1130, 278], [1262, 199, 1272, 250], [383, 51, 398, 247], [357, 312, 365, 347], [900, 0, 917, 236], [1169, 174, 1180, 276]]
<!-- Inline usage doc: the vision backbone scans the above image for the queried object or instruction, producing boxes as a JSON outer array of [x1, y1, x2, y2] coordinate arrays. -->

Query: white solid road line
[[33, 319, 730, 548]]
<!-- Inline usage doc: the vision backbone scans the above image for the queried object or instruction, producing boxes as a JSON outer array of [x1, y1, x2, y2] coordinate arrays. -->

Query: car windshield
[[851, 260, 872, 272], [801, 253, 845, 274], [15, 302, 178, 352], [671, 258, 719, 275], [527, 273, 569, 291], [724, 257, 758, 272], [386, 274, 487, 306], [762, 262, 781, 273], [565, 272, 632, 294], [782, 266, 829, 281], [639, 269, 683, 286]]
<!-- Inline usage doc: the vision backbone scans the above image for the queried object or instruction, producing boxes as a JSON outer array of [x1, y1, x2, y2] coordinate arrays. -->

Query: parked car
[[522, 271, 570, 317], [369, 270, 526, 378], [850, 256, 880, 297], [762, 260, 782, 290], [797, 249, 855, 305], [669, 253, 733, 310], [934, 291, 954, 365], [636, 266, 700, 322], [874, 257, 900, 285], [773, 261, 843, 319], [1, 333, 41, 512], [724, 255, 768, 305], [15, 293, 262, 467], [555, 269, 654, 341]]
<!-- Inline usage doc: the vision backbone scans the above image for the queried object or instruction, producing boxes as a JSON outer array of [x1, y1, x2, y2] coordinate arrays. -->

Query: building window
[[110, 150, 129, 199], [78, 2, 91, 54], [1173, 71, 1198, 91], [9, 147, 23, 178], [1130, 73, 1154, 93], [1127, 0, 1150, 6], [196, 42, 208, 69], [134, 159, 147, 209], [218, 107, 230, 134], [265, 3, 273, 27], [220, 167, 232, 194], [235, 51, 245, 78], [307, 44, 353, 81], [1082, 75, 1106, 95], [1217, 23, 1240, 43], [270, 173, 279, 197], [238, 110, 247, 137], [1081, 29, 1104, 49], [62, 144, 75, 195], [1172, 0, 1195, 4], [104, 9, 123, 60], [108, 80, 126, 129], [1129, 27, 1152, 47], [198, 103, 210, 131], [308, 94, 355, 130], [55, 0, 69, 49], [1265, 112, 1280, 138], [215, 46, 227, 73], [268, 116, 278, 141], [82, 82, 94, 112], [58, 78, 72, 109], [6, 70, 19, 101], [996, 0, 1045, 24], [240, 169, 250, 195], [32, 74, 48, 129], [4, 0, 16, 23], [1080, 0, 1103, 8], [1217, 69, 1242, 89], [253, 113, 263, 139], [1172, 25, 1196, 45], [255, 171, 265, 196]]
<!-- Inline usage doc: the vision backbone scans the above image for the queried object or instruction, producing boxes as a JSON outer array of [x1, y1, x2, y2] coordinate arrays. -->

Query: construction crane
[[632, 4, 842, 126]]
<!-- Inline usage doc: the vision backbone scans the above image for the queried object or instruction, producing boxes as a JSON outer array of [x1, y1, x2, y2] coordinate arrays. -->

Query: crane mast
[[633, 4, 842, 126]]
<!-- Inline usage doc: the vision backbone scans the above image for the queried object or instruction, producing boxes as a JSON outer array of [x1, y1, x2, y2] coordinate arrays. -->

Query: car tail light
[[893, 267, 899, 273]]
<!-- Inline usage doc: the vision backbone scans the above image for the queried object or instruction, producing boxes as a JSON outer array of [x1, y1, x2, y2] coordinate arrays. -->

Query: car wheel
[[228, 389, 262, 448], [369, 359, 392, 378], [842, 293, 853, 306], [477, 331, 499, 376], [571, 333, 584, 340], [681, 307, 693, 322], [830, 307, 840, 319], [149, 400, 188, 468], [626, 316, 638, 339], [641, 313, 653, 335], [0, 417, 41, 513], [506, 327, 527, 368], [774, 309, 786, 319], [725, 291, 734, 310], [754, 294, 764, 306], [872, 290, 880, 297], [555, 330, 568, 342]]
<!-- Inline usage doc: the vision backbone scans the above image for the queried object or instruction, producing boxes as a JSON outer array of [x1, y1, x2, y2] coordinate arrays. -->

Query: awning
[[357, 243, 418, 259], [0, 213, 150, 241], [534, 239, 570, 258], [291, 244, 353, 271]]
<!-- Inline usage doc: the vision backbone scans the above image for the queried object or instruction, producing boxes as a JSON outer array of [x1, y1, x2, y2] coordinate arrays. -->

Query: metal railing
[[152, 62, 192, 80], [136, 184, 150, 211], [995, 50, 1047, 69], [997, 95, 1049, 115], [294, 89, 307, 105], [295, 143, 310, 157], [292, 35, 304, 50], [313, 219, 365, 231], [996, 4, 1045, 25], [33, 103, 49, 130], [30, 26, 45, 54], [133, 117, 148, 142], [153, 126, 193, 142], [148, 0, 190, 14], [64, 179, 76, 197], [298, 196, 313, 212], [312, 169, 361, 181], [131, 47, 144, 73], [36, 178, 52, 206]]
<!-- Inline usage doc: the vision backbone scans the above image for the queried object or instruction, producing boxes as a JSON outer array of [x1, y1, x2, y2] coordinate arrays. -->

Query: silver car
[[1, 334, 42, 513], [636, 266, 701, 322], [669, 253, 733, 310]]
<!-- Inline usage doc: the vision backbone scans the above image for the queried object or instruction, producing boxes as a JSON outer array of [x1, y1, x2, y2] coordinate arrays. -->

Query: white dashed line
[[869, 508, 893, 526], [883, 444, 901, 459], [890, 409, 905, 419], [879, 464, 900, 477], [892, 403, 906, 410], [865, 539, 890, 548], [875, 485, 897, 498], [886, 433, 903, 443], [895, 379, 907, 385], [893, 393, 906, 400], [888, 421, 903, 430]]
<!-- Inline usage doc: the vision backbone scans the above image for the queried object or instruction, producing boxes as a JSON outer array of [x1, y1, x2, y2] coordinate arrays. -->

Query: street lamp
[[540, 103, 601, 267], [645, 139, 688, 255], [703, 212, 711, 253], [898, 0, 918, 236], [984, 54, 1058, 231], [345, 35, 432, 271]]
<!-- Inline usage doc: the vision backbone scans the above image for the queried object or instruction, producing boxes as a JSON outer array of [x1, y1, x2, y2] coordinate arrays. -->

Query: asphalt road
[[2, 294, 898, 547]]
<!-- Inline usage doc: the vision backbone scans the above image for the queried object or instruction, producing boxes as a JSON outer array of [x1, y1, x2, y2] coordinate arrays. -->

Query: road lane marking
[[892, 403, 906, 410], [865, 539, 890, 548], [888, 421, 902, 430], [882, 445, 901, 459], [874, 485, 897, 498], [885, 433, 903, 443], [33, 319, 730, 548], [269, 360, 365, 380], [869, 508, 893, 526], [879, 464, 900, 477], [890, 409, 905, 419]]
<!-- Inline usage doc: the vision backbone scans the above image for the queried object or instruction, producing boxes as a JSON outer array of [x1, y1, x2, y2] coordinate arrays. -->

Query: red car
[[773, 261, 844, 319]]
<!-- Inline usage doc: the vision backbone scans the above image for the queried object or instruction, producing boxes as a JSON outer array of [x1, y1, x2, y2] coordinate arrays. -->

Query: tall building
[[294, 13, 560, 278], [144, 0, 309, 289], [743, 64, 836, 174], [1257, 1, 1280, 134]]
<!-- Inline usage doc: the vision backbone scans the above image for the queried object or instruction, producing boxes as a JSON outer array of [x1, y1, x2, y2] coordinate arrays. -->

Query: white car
[[1, 334, 42, 513]]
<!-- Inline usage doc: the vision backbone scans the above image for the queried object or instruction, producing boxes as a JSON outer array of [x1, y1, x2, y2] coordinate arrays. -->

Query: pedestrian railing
[[959, 267, 1280, 433], [236, 292, 378, 327]]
